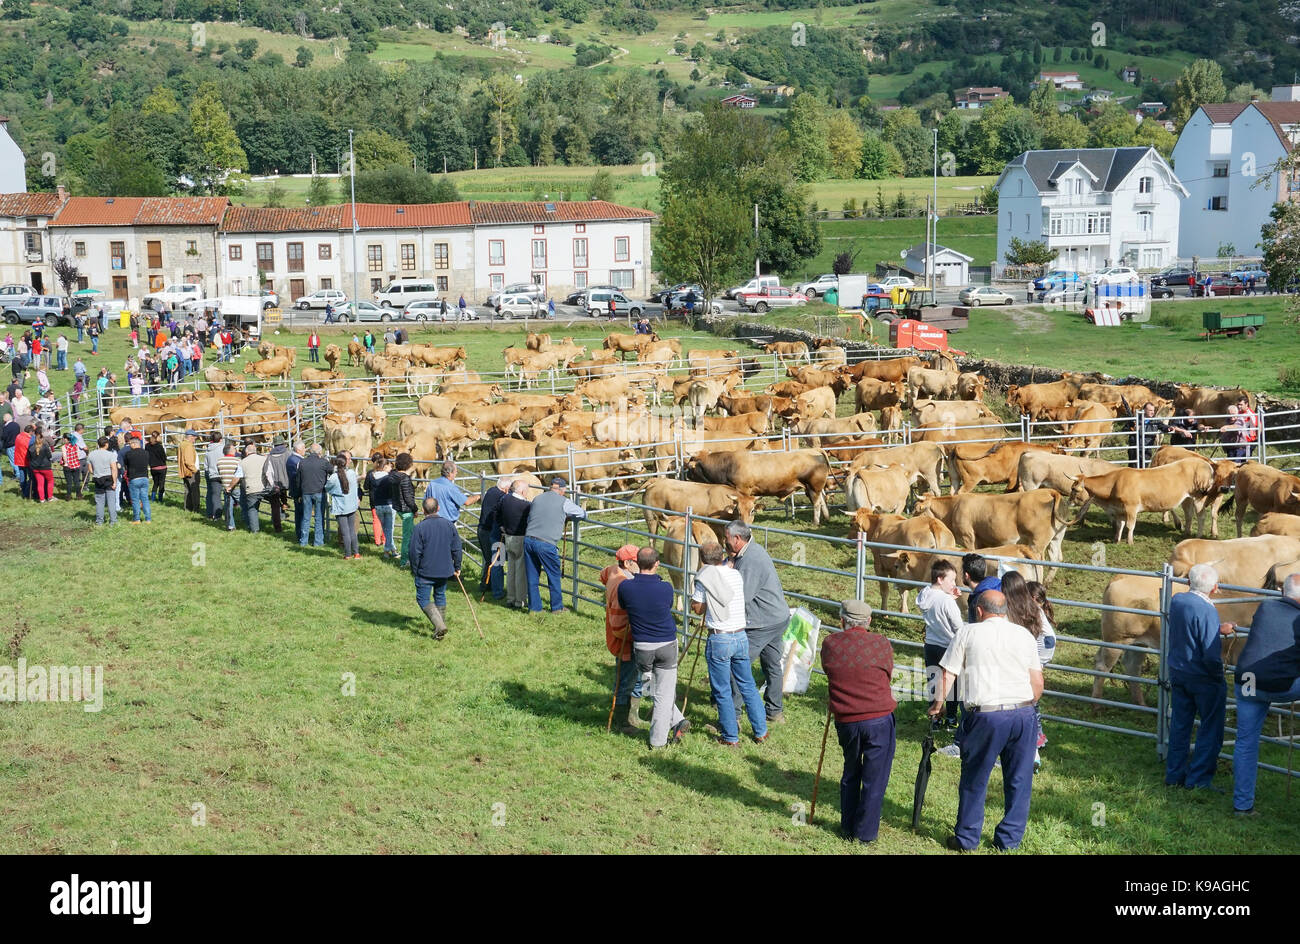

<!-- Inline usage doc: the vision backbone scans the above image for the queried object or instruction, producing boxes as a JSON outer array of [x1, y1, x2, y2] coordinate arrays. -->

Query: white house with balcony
[[1171, 87, 1300, 259], [994, 146, 1187, 272]]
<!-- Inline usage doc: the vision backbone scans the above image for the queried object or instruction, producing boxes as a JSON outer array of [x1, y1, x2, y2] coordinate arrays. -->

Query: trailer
[[1201, 310, 1264, 339]]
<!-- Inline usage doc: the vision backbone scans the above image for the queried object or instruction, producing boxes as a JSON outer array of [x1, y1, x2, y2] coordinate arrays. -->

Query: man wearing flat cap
[[523, 476, 587, 613], [819, 599, 897, 843]]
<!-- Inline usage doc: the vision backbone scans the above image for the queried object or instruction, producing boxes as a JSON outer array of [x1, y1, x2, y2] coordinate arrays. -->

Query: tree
[[295, 46, 314, 68], [1041, 113, 1088, 149], [1028, 80, 1056, 120], [589, 168, 615, 201], [1261, 200, 1300, 292], [264, 183, 288, 207], [832, 250, 856, 274], [236, 38, 259, 60], [306, 174, 336, 206], [782, 94, 832, 182], [353, 130, 415, 171], [78, 139, 170, 196], [1170, 59, 1227, 132], [936, 110, 965, 161], [354, 164, 437, 203], [891, 123, 932, 177], [1052, 46, 1062, 63], [1005, 237, 1055, 266], [479, 74, 522, 167], [1132, 118, 1176, 158], [52, 256, 80, 297], [825, 110, 863, 179], [656, 189, 753, 323], [429, 177, 461, 203], [1228, 83, 1267, 103], [1069, 47, 1080, 62], [1087, 102, 1136, 148], [188, 85, 249, 194]]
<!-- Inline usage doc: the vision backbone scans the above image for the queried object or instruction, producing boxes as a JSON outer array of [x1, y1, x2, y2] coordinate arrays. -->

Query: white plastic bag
[[781, 606, 821, 695]]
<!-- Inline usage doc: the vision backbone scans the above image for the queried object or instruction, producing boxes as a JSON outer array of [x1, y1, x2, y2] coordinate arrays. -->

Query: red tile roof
[[222, 206, 345, 233], [51, 196, 228, 227], [469, 200, 655, 225], [0, 191, 66, 217], [341, 202, 472, 230], [1201, 103, 1249, 124]]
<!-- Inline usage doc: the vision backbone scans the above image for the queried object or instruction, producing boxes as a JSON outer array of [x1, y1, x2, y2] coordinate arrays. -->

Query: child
[[917, 558, 964, 734], [1027, 580, 1057, 770], [130, 326, 139, 349]]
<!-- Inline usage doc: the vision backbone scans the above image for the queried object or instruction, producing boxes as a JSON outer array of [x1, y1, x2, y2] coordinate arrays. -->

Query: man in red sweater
[[820, 598, 897, 843]]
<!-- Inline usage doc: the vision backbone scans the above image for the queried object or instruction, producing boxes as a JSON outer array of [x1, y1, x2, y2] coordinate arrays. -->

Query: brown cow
[[844, 465, 912, 516], [452, 402, 524, 439], [788, 365, 849, 396], [1005, 376, 1083, 420], [1068, 458, 1228, 543], [1251, 512, 1300, 537], [493, 438, 539, 474], [949, 441, 1059, 493], [847, 511, 958, 613], [301, 368, 344, 388], [1233, 461, 1300, 536], [398, 415, 483, 445], [854, 378, 906, 413], [323, 344, 341, 370], [604, 332, 656, 361], [526, 332, 551, 352], [1016, 451, 1121, 494], [848, 441, 947, 496], [906, 366, 958, 403], [955, 372, 987, 402], [1173, 385, 1254, 417], [244, 356, 291, 380], [1058, 400, 1117, 458], [696, 412, 769, 437], [764, 340, 809, 363], [440, 382, 504, 403], [1148, 444, 1238, 537], [577, 377, 644, 408], [915, 489, 1077, 564], [765, 380, 810, 399], [346, 340, 364, 366], [686, 449, 833, 525], [638, 479, 759, 541], [659, 516, 721, 592], [911, 398, 997, 428], [203, 366, 246, 391], [1077, 382, 1170, 414], [793, 386, 836, 422], [420, 346, 467, 369], [843, 356, 921, 384]]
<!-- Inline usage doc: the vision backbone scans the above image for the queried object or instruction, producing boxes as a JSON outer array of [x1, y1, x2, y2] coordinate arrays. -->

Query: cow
[[659, 517, 720, 594], [814, 345, 847, 368], [1077, 382, 1171, 414], [403, 427, 477, 462], [686, 449, 833, 525], [822, 437, 888, 465], [439, 382, 504, 403], [416, 394, 457, 418], [511, 351, 561, 388], [911, 398, 997, 429], [848, 441, 947, 496], [1068, 458, 1229, 543], [696, 412, 770, 437], [591, 413, 678, 446], [765, 381, 810, 400], [791, 413, 878, 445], [846, 511, 958, 613], [262, 344, 296, 367], [687, 348, 741, 373], [1233, 461, 1300, 537], [532, 411, 600, 441], [685, 376, 732, 418], [1004, 376, 1083, 420], [404, 366, 446, 396], [880, 405, 903, 436], [569, 358, 621, 379], [1173, 385, 1255, 417], [563, 446, 647, 506], [1148, 445, 1238, 537], [764, 340, 810, 363], [346, 340, 364, 366], [854, 378, 906, 414], [718, 393, 789, 418], [526, 332, 551, 352], [452, 402, 524, 439], [638, 480, 759, 542], [203, 366, 246, 391], [1251, 512, 1300, 538], [398, 415, 483, 446], [914, 488, 1077, 564], [493, 438, 539, 474], [419, 346, 467, 369], [907, 367, 959, 403], [843, 356, 921, 384], [300, 368, 344, 388], [603, 332, 657, 361], [844, 465, 912, 516], [1058, 400, 1117, 457], [955, 372, 987, 402], [950, 441, 1060, 493], [323, 344, 341, 371], [1016, 451, 1121, 494], [1169, 534, 1300, 591], [792, 386, 836, 422], [243, 356, 291, 380], [576, 377, 644, 408], [325, 422, 374, 463], [787, 365, 849, 396]]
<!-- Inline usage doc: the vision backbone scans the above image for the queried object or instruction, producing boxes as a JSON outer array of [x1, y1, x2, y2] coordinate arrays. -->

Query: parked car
[[1090, 266, 1138, 284], [1032, 270, 1082, 292], [486, 282, 546, 308], [333, 300, 386, 322], [878, 275, 915, 289], [793, 274, 839, 298], [0, 283, 35, 299], [1151, 264, 1198, 287], [2, 294, 70, 327], [1148, 280, 1178, 300], [375, 278, 440, 308], [403, 299, 479, 322], [585, 289, 643, 319], [959, 285, 1014, 306], [261, 288, 279, 309], [1191, 275, 1246, 297], [295, 289, 348, 310], [142, 282, 204, 311], [724, 275, 779, 299], [1041, 286, 1088, 305], [1230, 265, 1268, 283], [495, 293, 543, 320], [648, 282, 696, 304], [664, 289, 723, 315], [736, 286, 809, 313], [566, 285, 618, 306]]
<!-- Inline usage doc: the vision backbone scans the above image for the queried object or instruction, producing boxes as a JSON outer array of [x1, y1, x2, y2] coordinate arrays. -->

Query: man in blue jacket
[[1166, 563, 1235, 792], [618, 547, 689, 748], [1231, 573, 1300, 815], [410, 497, 463, 641]]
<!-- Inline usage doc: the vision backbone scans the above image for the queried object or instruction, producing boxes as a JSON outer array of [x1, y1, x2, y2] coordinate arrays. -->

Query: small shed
[[902, 243, 974, 287]]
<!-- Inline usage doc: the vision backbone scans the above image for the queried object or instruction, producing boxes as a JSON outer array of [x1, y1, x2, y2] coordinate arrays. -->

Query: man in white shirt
[[692, 542, 768, 746], [929, 590, 1043, 852]]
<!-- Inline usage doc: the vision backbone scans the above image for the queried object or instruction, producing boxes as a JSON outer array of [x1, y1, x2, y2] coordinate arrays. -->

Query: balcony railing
[[1119, 231, 1167, 243], [1133, 192, 1158, 206]]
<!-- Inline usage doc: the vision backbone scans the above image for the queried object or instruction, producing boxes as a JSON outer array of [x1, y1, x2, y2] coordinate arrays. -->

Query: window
[[1212, 163, 1229, 178], [146, 241, 162, 268], [287, 242, 304, 272], [74, 241, 86, 257], [610, 269, 635, 290], [320, 278, 333, 290], [532, 239, 547, 270], [575, 224, 586, 233], [614, 236, 629, 262], [531, 272, 547, 291], [25, 217, 36, 227], [1209, 196, 1228, 211], [436, 276, 448, 292], [490, 273, 504, 292], [148, 275, 164, 291], [573, 238, 588, 268], [75, 277, 88, 291], [1138, 176, 1154, 193], [110, 241, 125, 271], [1142, 249, 1162, 268], [370, 277, 384, 294], [24, 232, 41, 259], [1018, 180, 1024, 196], [257, 242, 274, 272], [434, 242, 449, 269], [186, 240, 198, 254], [367, 245, 383, 271], [574, 270, 588, 290], [1025, 214, 1030, 232], [1137, 211, 1153, 232], [228, 244, 243, 261], [401, 243, 416, 271], [489, 240, 505, 266], [534, 224, 545, 234], [318, 243, 332, 260]]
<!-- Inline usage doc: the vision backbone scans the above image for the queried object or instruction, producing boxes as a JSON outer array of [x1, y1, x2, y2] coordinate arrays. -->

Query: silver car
[[958, 285, 1014, 306], [495, 293, 542, 320], [404, 299, 479, 322]]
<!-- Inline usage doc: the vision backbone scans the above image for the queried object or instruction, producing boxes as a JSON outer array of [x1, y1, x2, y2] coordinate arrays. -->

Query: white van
[[724, 275, 779, 299], [375, 279, 440, 308]]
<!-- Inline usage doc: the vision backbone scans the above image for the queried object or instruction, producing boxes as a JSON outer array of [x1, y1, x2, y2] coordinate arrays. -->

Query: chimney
[[55, 184, 68, 203], [1272, 85, 1300, 102]]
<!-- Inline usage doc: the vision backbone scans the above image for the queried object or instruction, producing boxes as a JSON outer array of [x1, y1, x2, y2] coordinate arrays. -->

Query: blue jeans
[[615, 657, 646, 706], [524, 536, 563, 612], [2, 445, 11, 484], [57, 350, 67, 370], [128, 476, 151, 521], [299, 491, 327, 546], [242, 488, 263, 533], [1165, 675, 1226, 789], [77, 325, 84, 342], [955, 705, 1037, 850], [1232, 679, 1300, 811], [415, 577, 449, 610], [224, 489, 239, 529], [478, 526, 504, 598], [206, 473, 221, 518], [376, 505, 396, 554], [837, 713, 896, 843], [706, 631, 768, 742]]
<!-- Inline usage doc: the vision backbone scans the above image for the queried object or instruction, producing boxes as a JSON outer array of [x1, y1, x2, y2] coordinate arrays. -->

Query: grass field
[[797, 214, 997, 283], [7, 316, 1300, 853]]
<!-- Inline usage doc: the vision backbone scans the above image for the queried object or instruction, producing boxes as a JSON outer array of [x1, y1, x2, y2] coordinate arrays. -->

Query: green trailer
[[1201, 310, 1265, 339]]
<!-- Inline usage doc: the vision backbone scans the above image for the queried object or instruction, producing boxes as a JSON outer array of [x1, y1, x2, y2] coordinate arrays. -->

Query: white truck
[[836, 274, 870, 310], [185, 294, 263, 331]]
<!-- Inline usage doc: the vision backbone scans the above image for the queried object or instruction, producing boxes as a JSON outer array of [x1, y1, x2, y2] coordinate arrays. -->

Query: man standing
[[56, 334, 68, 371], [217, 442, 243, 531], [240, 443, 268, 533], [619, 547, 690, 748], [523, 476, 587, 613], [263, 438, 291, 532], [962, 553, 1000, 623], [1, 411, 18, 487], [1231, 573, 1300, 816], [692, 542, 767, 746], [1165, 564, 1234, 792], [410, 496, 462, 640], [297, 443, 333, 547], [204, 431, 225, 520], [307, 329, 321, 363], [424, 459, 479, 523], [177, 430, 200, 512], [287, 440, 306, 537], [477, 475, 511, 601], [821, 599, 897, 844], [930, 590, 1043, 852], [500, 479, 532, 609], [87, 436, 119, 525], [724, 520, 790, 724], [389, 453, 418, 567], [601, 544, 645, 733], [122, 435, 153, 523]]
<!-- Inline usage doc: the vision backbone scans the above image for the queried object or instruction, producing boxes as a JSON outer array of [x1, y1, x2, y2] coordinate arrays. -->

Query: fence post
[[570, 516, 580, 616], [1021, 413, 1031, 443], [1258, 406, 1267, 463], [855, 532, 866, 602], [1135, 411, 1145, 469], [1157, 562, 1174, 760], [680, 505, 694, 647]]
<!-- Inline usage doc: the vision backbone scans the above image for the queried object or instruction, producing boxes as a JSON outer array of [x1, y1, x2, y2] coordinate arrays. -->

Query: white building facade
[[1171, 90, 1300, 259], [0, 188, 66, 292], [995, 147, 1187, 272], [0, 118, 26, 194]]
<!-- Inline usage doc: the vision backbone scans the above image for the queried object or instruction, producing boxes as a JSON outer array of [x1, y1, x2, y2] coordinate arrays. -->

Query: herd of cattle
[[104, 328, 1300, 708]]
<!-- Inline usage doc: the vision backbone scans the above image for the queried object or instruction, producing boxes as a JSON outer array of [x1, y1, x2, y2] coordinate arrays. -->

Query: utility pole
[[349, 128, 359, 309], [932, 128, 939, 290], [753, 203, 760, 278], [924, 195, 931, 290]]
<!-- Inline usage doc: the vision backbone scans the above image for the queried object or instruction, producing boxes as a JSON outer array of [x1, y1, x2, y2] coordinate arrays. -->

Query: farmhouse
[[955, 86, 1009, 109], [995, 146, 1187, 272], [720, 94, 757, 108], [1038, 71, 1084, 91], [0, 187, 67, 293]]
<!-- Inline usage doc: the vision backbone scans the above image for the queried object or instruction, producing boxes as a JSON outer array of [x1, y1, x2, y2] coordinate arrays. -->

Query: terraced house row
[[0, 192, 655, 305]]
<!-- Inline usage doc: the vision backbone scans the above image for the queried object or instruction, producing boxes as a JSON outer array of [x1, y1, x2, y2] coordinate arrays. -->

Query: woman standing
[[27, 428, 56, 502], [389, 452, 417, 567], [146, 431, 168, 501], [365, 456, 396, 557], [326, 454, 361, 559], [1003, 571, 1057, 770]]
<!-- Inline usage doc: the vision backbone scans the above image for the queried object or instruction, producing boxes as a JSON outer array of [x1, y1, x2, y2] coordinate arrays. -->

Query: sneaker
[[767, 712, 785, 725], [716, 737, 740, 747], [945, 835, 970, 853], [669, 719, 691, 743], [1233, 807, 1258, 818], [935, 744, 961, 758], [754, 732, 769, 744]]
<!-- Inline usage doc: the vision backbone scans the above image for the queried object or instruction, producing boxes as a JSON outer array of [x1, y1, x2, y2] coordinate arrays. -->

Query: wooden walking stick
[[809, 704, 834, 823], [480, 542, 504, 603], [455, 573, 486, 641], [679, 618, 705, 718]]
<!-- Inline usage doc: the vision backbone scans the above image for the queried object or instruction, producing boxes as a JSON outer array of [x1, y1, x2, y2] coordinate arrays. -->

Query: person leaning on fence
[[410, 496, 462, 641], [500, 478, 532, 609], [1231, 573, 1300, 816], [919, 558, 965, 732], [1165, 563, 1235, 793], [424, 459, 479, 523], [725, 520, 790, 724], [366, 456, 397, 558], [692, 541, 768, 746], [204, 431, 224, 520], [524, 476, 587, 614], [263, 438, 291, 532], [930, 590, 1043, 852], [240, 443, 268, 534], [216, 442, 243, 531], [146, 431, 167, 502], [286, 440, 306, 536], [1219, 405, 1246, 463], [1168, 408, 1212, 448], [821, 599, 896, 844], [297, 443, 334, 548], [601, 543, 647, 734], [619, 546, 690, 748], [477, 475, 511, 600]]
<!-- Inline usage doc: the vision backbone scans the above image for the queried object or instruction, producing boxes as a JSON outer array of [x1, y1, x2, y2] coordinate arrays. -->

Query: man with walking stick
[[600, 544, 646, 733], [819, 599, 896, 843], [691, 542, 767, 746], [409, 496, 462, 641], [477, 475, 511, 602]]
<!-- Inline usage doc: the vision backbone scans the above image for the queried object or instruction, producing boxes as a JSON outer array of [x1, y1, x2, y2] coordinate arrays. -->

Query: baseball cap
[[615, 545, 639, 562], [841, 599, 873, 624], [550, 476, 567, 488]]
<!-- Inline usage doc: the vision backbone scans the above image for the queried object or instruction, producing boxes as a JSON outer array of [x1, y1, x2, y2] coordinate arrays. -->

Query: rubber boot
[[436, 606, 448, 640], [423, 603, 447, 641], [626, 696, 645, 729]]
